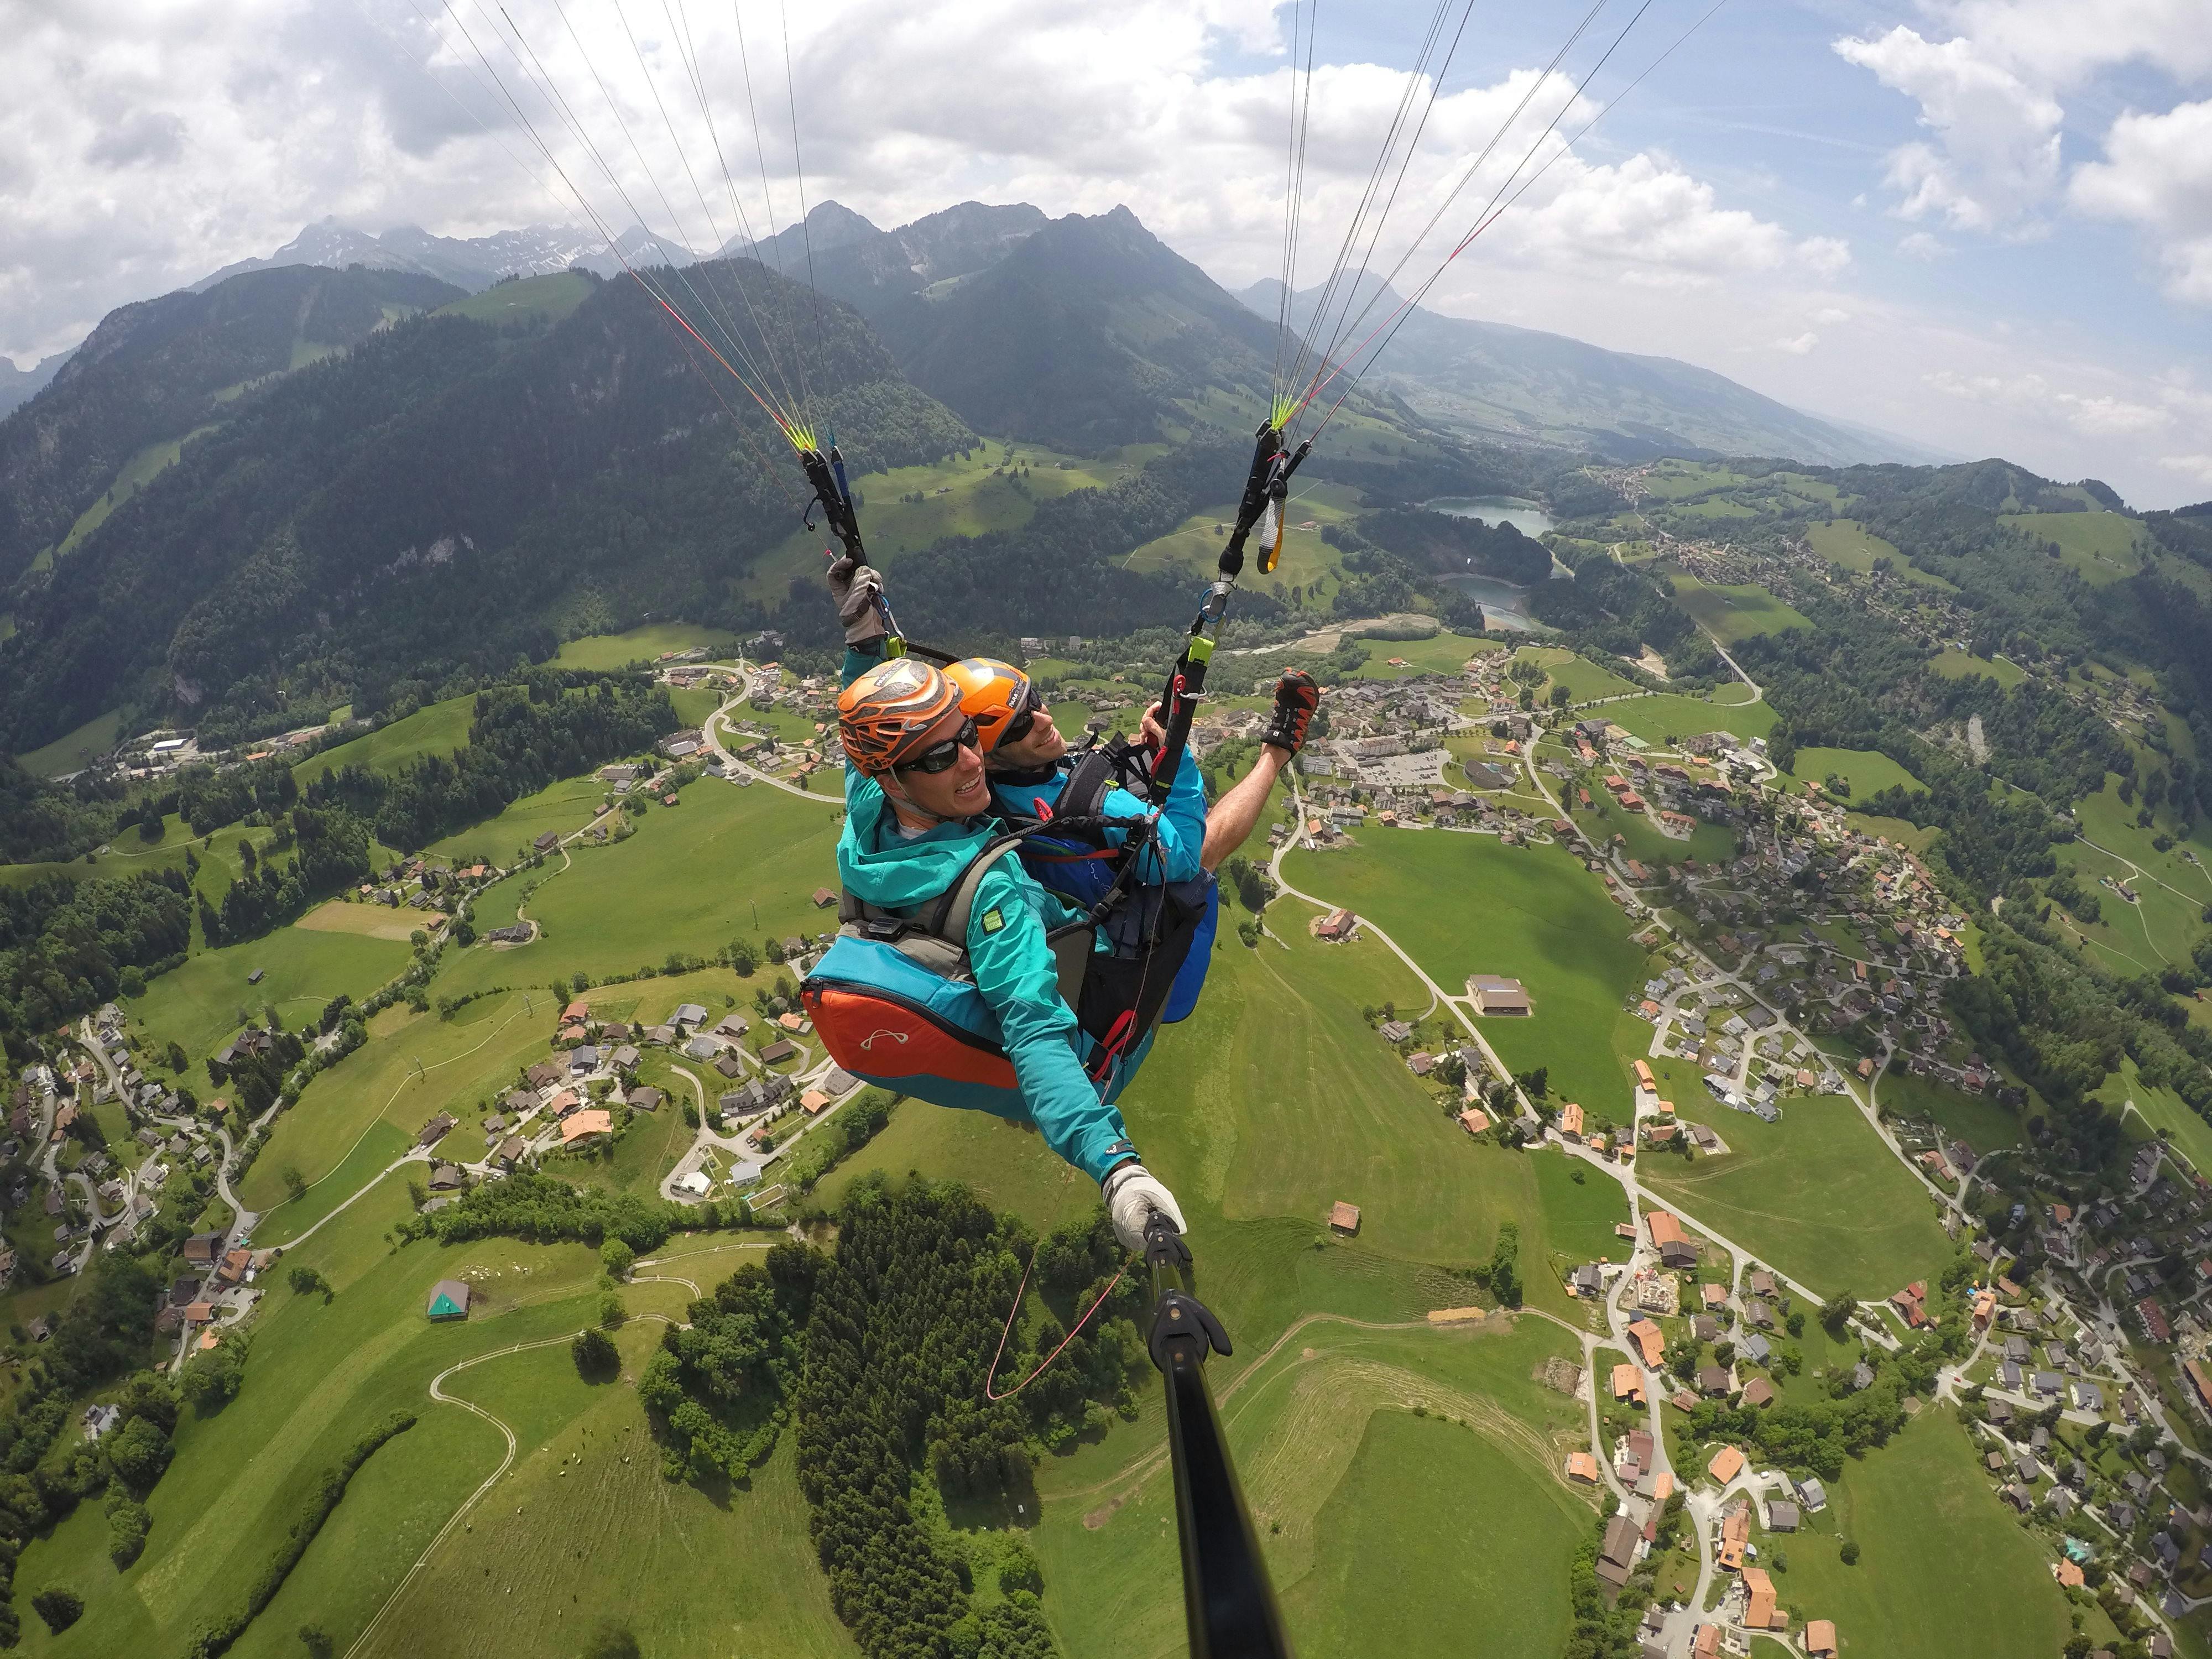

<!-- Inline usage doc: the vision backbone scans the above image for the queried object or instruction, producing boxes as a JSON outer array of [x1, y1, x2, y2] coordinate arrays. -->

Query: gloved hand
[[826, 553, 886, 645], [1103, 1161, 1186, 1253], [1261, 669, 1319, 757]]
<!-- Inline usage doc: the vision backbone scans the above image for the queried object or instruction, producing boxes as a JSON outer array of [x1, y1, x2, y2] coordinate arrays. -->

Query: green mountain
[[0, 266, 465, 585], [0, 262, 972, 752]]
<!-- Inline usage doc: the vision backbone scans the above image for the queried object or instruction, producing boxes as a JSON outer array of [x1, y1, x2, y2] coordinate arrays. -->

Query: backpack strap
[[930, 833, 1033, 942]]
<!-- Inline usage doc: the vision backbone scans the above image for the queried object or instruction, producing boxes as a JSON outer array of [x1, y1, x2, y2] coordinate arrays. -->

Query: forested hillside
[[0, 265, 463, 582], [0, 260, 972, 752]]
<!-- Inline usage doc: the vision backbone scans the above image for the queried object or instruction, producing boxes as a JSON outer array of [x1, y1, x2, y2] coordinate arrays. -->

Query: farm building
[[426, 1280, 471, 1321], [1328, 1202, 1361, 1235], [1467, 974, 1531, 1015]]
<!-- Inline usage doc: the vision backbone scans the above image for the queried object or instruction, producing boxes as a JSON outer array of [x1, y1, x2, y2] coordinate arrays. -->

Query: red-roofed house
[[1625, 1318, 1663, 1368]]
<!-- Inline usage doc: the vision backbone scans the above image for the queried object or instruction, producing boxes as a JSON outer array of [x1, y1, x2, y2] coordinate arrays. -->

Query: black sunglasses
[[1002, 687, 1046, 747], [896, 716, 980, 774]]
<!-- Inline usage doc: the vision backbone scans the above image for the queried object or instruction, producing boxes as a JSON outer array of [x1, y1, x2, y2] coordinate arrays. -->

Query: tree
[[106, 1490, 151, 1568], [1817, 1290, 1858, 1334], [1839, 1540, 1860, 1566], [288, 1265, 329, 1299], [728, 939, 759, 977], [998, 1538, 1045, 1595], [601, 1239, 635, 1279], [106, 1415, 173, 1493], [165, 1041, 188, 1076], [299, 1625, 335, 1658], [599, 1291, 626, 1329], [582, 1621, 641, 1659], [573, 1326, 619, 1380], [30, 1589, 82, 1633]]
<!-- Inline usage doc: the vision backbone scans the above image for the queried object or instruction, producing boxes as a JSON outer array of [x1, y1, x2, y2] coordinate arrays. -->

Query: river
[[1425, 497, 1561, 631]]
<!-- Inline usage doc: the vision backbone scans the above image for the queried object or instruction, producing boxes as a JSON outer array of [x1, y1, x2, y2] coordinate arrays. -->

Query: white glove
[[826, 555, 886, 645], [1103, 1162, 1186, 1253]]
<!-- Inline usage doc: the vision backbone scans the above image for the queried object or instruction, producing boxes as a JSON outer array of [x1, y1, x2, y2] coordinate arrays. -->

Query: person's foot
[[1261, 669, 1319, 757]]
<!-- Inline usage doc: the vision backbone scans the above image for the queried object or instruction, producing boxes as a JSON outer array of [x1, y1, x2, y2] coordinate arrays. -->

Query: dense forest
[[0, 869, 192, 1051], [1355, 505, 1554, 586], [304, 677, 676, 851], [794, 1177, 1136, 1659]]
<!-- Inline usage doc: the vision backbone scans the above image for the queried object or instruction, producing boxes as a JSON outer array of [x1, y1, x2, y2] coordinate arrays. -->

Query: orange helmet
[[944, 657, 1040, 753], [836, 657, 963, 777]]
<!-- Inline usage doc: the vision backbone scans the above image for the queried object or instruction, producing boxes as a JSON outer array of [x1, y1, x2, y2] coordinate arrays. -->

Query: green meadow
[[551, 622, 739, 670], [1927, 648, 2026, 687], [1762, 1412, 2102, 1659], [1031, 1313, 1592, 1659], [1786, 746, 1927, 800], [127, 924, 413, 1082], [291, 695, 477, 789], [1281, 830, 1651, 1117], [1876, 1070, 2021, 1157], [1600, 692, 1777, 747], [1640, 1091, 1957, 1298], [1999, 509, 2146, 585], [1808, 519, 1958, 591], [432, 270, 595, 326], [424, 773, 611, 866], [17, 708, 125, 778], [1668, 575, 1812, 643], [1514, 644, 1641, 702], [431, 780, 838, 999]]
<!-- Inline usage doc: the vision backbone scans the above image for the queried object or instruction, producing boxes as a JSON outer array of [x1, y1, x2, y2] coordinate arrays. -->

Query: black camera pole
[[1143, 1216, 1296, 1659]]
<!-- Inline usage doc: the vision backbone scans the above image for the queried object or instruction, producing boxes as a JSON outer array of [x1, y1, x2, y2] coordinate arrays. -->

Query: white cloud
[[1924, 369, 2173, 436], [2159, 455, 2212, 486], [1773, 332, 1817, 355], [1832, 27, 2061, 232], [1798, 236, 1851, 276], [1897, 231, 1948, 259], [1812, 306, 1852, 325], [2070, 100, 2212, 303], [1942, 0, 2212, 88]]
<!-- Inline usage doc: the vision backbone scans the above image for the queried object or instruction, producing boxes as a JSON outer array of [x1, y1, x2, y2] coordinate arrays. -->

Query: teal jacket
[[835, 649, 1141, 1183]]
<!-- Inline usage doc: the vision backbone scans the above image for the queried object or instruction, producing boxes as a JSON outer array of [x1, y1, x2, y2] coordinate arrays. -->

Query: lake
[[1426, 495, 1558, 538], [1424, 498, 1562, 630]]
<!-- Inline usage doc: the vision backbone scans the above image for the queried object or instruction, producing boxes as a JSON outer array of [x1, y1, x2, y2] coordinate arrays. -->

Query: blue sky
[[5, 0, 2209, 503]]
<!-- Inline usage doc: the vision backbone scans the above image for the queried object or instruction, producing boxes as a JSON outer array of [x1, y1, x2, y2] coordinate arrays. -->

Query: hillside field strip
[[1668, 576, 1812, 643], [290, 694, 476, 790], [1785, 745, 1927, 800], [128, 924, 412, 1079], [551, 622, 739, 670], [1637, 1082, 1957, 1298], [1757, 1412, 2105, 1659], [1279, 828, 1653, 1117], [1031, 1316, 1592, 1659], [1999, 509, 2146, 585]]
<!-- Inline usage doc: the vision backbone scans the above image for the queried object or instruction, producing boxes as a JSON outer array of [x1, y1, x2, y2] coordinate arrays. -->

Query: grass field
[[1876, 1070, 2021, 1156], [8, 1177, 604, 1658], [292, 695, 476, 789], [1999, 510, 2146, 586], [1765, 1412, 2093, 1659], [1281, 830, 1651, 1117], [1640, 1091, 1957, 1298], [1787, 746, 1927, 800], [1514, 645, 1641, 703], [738, 443, 1140, 601], [1601, 692, 1777, 747], [1927, 648, 2027, 687], [2097, 1058, 2212, 1180], [1807, 520, 1959, 591], [51, 427, 221, 561], [294, 898, 431, 941], [354, 1339, 855, 1659], [424, 773, 610, 866], [1669, 576, 1812, 643], [551, 623, 739, 670], [1031, 1313, 1591, 1659], [17, 708, 124, 778], [816, 1102, 1101, 1233], [432, 270, 596, 325], [431, 781, 838, 999], [1338, 632, 1493, 680], [1279, 1410, 1577, 1657], [1572, 791, 1738, 869], [126, 924, 412, 1081], [234, 992, 547, 1216]]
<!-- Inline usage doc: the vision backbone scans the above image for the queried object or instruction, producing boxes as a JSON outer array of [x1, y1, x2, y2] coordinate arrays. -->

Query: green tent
[[426, 1279, 470, 1321]]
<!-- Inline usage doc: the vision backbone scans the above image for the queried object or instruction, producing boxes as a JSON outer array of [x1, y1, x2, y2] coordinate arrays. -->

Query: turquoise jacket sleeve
[[1098, 758, 1207, 884], [964, 860, 1136, 1183]]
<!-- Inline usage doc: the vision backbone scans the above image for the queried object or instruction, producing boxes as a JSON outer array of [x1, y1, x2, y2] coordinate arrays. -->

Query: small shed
[[1328, 1201, 1361, 1235], [426, 1280, 471, 1321]]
